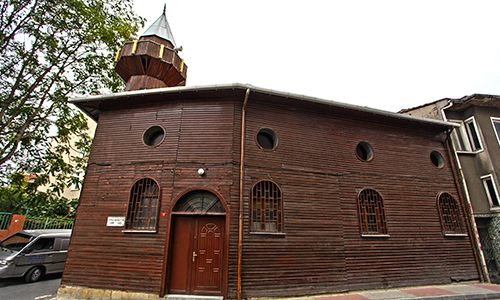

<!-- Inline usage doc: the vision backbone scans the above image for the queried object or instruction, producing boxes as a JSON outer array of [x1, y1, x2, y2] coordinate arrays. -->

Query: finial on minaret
[[163, 3, 166, 15]]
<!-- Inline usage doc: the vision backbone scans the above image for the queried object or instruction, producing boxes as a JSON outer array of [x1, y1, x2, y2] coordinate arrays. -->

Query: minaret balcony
[[115, 39, 187, 90]]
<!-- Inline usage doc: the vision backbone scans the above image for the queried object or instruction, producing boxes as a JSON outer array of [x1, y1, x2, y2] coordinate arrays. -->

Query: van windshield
[[0, 233, 33, 253]]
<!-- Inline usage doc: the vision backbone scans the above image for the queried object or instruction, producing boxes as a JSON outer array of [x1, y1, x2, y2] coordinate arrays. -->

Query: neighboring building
[[401, 94, 500, 283], [37, 116, 97, 201], [59, 10, 481, 300]]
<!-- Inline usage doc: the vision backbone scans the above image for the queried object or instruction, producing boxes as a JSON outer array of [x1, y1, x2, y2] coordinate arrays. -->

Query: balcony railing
[[22, 216, 74, 230], [0, 212, 12, 230]]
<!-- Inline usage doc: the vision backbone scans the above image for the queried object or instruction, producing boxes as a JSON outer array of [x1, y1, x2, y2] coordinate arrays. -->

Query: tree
[[0, 0, 144, 215], [0, 172, 78, 218]]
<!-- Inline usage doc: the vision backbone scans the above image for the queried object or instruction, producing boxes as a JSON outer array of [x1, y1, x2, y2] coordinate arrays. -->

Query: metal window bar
[[252, 181, 282, 232], [438, 193, 466, 234], [478, 227, 498, 273], [127, 178, 159, 230], [22, 216, 73, 230], [173, 191, 225, 213], [358, 189, 387, 234], [0, 212, 13, 230]]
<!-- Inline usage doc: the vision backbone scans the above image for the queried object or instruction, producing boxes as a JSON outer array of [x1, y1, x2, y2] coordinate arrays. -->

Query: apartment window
[[482, 175, 500, 207], [251, 180, 283, 232], [450, 118, 482, 152], [450, 121, 468, 151], [437, 192, 466, 235], [357, 188, 388, 236], [125, 178, 160, 231], [464, 117, 482, 151], [491, 117, 500, 146], [70, 180, 79, 191], [71, 171, 83, 191]]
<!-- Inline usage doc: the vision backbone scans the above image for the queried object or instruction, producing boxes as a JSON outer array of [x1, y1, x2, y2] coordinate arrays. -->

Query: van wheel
[[25, 267, 43, 283]]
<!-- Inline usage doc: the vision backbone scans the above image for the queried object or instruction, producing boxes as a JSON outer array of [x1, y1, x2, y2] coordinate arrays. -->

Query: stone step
[[166, 295, 223, 300]]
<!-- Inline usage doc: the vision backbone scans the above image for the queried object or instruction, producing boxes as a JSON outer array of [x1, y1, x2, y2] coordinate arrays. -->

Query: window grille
[[357, 189, 388, 235], [173, 190, 225, 213], [478, 226, 498, 274], [437, 192, 466, 235], [251, 180, 282, 232], [126, 178, 160, 230]]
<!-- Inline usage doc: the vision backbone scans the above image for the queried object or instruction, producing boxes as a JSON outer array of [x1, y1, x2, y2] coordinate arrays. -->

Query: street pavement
[[0, 273, 61, 300], [31, 281, 500, 300]]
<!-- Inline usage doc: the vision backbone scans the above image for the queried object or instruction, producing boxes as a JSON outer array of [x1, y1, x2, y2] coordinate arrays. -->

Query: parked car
[[0, 229, 71, 282]]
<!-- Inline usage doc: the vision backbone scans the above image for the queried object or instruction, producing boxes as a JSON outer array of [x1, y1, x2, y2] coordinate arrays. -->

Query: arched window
[[173, 190, 225, 213], [357, 188, 388, 236], [437, 192, 466, 235], [251, 180, 283, 233], [125, 178, 160, 230]]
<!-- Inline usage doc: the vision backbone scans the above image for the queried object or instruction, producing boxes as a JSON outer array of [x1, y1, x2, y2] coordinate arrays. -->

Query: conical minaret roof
[[141, 5, 176, 47]]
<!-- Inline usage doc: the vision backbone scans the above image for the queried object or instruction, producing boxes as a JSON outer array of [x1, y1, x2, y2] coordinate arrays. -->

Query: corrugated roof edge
[[70, 83, 459, 128], [399, 93, 500, 113], [398, 98, 451, 113]]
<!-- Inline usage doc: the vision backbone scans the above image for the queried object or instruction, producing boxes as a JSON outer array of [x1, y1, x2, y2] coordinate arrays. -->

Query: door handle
[[192, 251, 197, 262]]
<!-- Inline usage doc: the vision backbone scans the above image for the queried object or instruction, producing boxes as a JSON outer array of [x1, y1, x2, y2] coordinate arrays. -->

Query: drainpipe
[[441, 102, 490, 282], [238, 89, 250, 300]]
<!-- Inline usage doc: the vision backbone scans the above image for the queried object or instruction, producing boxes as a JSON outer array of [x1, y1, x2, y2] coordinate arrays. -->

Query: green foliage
[[0, 0, 144, 217], [0, 172, 78, 218]]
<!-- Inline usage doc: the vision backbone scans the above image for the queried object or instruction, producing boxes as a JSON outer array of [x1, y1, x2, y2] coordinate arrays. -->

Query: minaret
[[114, 5, 187, 91]]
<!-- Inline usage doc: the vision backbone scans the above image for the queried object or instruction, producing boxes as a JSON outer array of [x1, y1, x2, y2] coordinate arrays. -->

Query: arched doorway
[[167, 190, 226, 296]]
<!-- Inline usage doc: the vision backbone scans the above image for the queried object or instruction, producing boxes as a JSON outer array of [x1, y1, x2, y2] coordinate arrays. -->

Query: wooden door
[[168, 216, 224, 295]]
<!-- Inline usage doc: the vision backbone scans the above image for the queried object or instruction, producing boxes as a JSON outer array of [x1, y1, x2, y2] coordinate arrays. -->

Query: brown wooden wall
[[63, 91, 479, 298], [62, 98, 237, 294], [236, 95, 478, 298]]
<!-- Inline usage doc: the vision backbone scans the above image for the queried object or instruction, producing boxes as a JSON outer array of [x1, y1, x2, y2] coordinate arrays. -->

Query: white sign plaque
[[107, 216, 125, 227]]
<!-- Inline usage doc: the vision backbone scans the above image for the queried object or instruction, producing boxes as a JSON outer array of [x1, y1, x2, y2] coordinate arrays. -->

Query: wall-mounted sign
[[107, 216, 125, 227]]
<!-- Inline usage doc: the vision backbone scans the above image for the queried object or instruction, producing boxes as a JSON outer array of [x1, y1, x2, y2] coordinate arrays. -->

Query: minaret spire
[[139, 4, 177, 48]]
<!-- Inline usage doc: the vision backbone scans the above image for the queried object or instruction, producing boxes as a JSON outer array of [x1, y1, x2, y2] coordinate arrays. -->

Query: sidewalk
[[36, 282, 500, 300], [304, 283, 500, 300]]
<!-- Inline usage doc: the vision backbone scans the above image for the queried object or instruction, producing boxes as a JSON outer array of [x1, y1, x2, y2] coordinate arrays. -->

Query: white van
[[0, 229, 71, 282]]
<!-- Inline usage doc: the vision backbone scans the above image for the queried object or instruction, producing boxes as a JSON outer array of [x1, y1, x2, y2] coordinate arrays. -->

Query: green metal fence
[[23, 216, 74, 230], [0, 212, 12, 230]]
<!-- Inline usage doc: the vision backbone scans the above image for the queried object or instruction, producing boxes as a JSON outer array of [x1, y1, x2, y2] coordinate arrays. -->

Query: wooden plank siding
[[236, 95, 478, 298], [64, 89, 479, 299], [62, 98, 237, 294]]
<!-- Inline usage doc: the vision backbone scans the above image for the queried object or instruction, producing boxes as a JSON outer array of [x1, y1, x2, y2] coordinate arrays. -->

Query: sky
[[133, 1, 500, 112]]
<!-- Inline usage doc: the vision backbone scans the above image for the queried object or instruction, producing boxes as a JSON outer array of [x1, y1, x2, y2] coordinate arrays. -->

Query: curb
[[35, 295, 57, 300]]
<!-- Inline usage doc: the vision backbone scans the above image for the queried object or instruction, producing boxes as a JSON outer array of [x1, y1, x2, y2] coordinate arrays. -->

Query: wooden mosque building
[[60, 9, 481, 300]]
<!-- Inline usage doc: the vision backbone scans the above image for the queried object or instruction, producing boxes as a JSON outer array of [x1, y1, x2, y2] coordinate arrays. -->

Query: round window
[[256, 128, 278, 150], [356, 141, 374, 162], [143, 126, 165, 147], [430, 151, 444, 168]]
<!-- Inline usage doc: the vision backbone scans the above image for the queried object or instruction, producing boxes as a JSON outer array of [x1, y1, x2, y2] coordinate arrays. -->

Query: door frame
[[161, 187, 230, 298]]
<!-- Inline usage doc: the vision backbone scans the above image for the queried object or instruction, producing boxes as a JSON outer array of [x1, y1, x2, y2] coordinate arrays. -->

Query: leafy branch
[[0, 0, 144, 217]]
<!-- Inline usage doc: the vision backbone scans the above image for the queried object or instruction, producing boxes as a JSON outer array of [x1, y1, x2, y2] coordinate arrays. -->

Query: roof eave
[[70, 83, 458, 128]]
